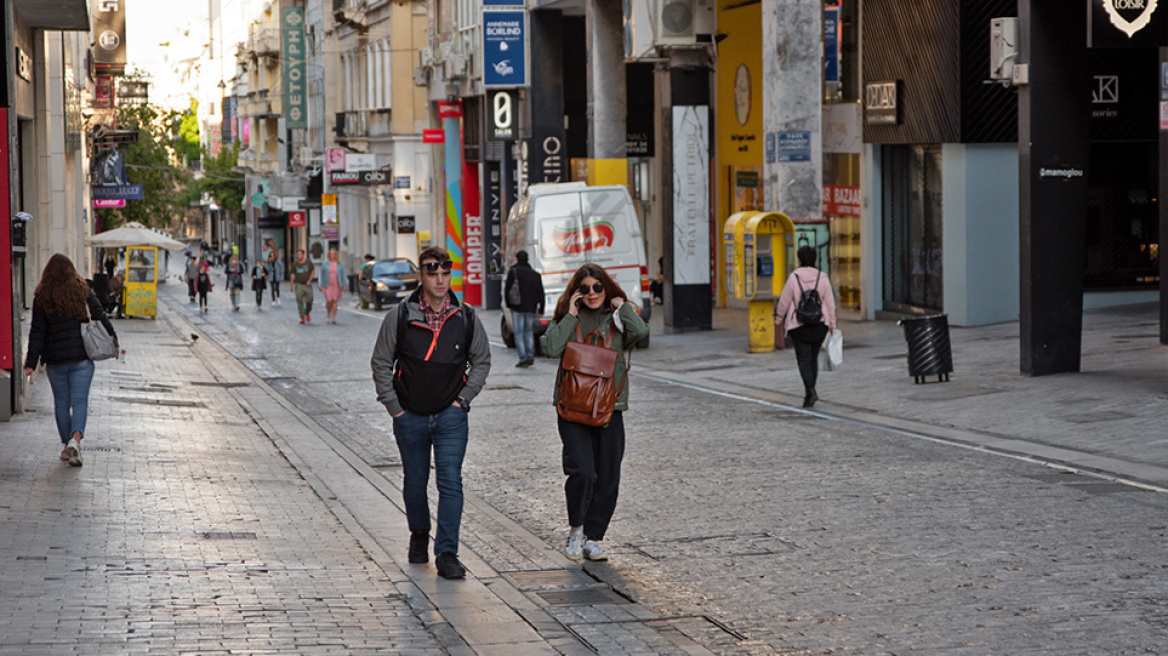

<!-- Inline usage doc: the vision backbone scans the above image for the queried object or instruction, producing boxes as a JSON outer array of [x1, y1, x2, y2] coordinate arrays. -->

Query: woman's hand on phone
[[568, 292, 583, 317]]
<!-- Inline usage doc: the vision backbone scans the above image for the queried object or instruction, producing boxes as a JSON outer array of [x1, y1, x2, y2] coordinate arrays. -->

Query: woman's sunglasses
[[421, 261, 454, 274], [578, 282, 605, 295]]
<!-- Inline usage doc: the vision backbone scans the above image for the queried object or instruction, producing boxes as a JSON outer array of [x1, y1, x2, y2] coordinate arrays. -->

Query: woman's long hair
[[33, 253, 90, 319], [552, 264, 628, 322]]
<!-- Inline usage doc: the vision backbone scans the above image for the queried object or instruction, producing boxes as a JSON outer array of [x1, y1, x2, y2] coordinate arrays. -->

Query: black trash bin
[[898, 314, 953, 384]]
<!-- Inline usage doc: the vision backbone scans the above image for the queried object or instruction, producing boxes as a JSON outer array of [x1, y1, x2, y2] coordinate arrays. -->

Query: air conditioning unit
[[413, 66, 430, 87], [657, 0, 695, 44], [419, 46, 434, 67], [623, 0, 655, 60], [297, 146, 315, 166], [445, 54, 467, 79]]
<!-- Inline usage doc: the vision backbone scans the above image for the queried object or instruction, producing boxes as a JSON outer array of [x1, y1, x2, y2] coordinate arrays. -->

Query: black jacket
[[504, 262, 545, 314], [25, 290, 117, 368]]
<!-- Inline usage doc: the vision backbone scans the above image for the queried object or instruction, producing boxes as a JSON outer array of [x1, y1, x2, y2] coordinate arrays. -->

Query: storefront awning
[[15, 0, 90, 31]]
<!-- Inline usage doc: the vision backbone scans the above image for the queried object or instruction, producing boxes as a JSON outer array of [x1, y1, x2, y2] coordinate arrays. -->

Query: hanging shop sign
[[93, 199, 126, 208], [487, 90, 518, 141], [423, 129, 446, 143], [93, 0, 127, 76], [483, 11, 528, 88], [865, 81, 900, 125], [288, 211, 307, 228], [824, 5, 841, 84], [1089, 0, 1168, 47], [329, 170, 392, 185], [282, 7, 307, 128], [92, 184, 143, 200], [345, 154, 376, 171]]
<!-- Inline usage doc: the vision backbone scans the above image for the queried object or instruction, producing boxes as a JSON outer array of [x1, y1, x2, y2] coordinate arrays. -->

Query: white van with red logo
[[502, 182, 651, 349]]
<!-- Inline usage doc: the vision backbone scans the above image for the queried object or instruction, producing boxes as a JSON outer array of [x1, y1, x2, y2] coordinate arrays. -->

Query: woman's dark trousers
[[558, 412, 625, 541], [789, 323, 830, 395]]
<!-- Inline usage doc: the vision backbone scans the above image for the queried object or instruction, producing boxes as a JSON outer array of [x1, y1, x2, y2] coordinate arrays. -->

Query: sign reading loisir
[[1089, 0, 1168, 47]]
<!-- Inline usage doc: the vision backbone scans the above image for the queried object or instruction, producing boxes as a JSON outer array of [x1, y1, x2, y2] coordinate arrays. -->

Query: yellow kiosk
[[124, 245, 158, 318], [723, 211, 795, 352]]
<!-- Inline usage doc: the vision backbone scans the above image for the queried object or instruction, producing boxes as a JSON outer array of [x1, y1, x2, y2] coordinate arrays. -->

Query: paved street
[[4, 260, 1168, 655]]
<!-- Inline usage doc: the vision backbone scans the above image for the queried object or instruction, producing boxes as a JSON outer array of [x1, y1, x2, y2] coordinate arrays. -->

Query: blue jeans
[[392, 405, 469, 555], [45, 359, 95, 445], [513, 311, 536, 362]]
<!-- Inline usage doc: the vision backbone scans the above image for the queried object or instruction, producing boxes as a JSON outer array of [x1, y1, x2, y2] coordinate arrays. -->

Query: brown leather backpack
[[556, 324, 629, 427]]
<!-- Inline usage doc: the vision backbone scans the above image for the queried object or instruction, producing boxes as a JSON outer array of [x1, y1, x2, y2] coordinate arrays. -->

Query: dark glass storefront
[[881, 145, 943, 313]]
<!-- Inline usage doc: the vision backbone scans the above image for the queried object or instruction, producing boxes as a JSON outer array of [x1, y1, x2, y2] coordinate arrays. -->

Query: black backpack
[[794, 271, 823, 325]]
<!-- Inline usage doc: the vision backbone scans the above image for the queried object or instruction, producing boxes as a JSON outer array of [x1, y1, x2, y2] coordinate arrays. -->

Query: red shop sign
[[422, 129, 446, 144], [288, 211, 307, 228], [437, 101, 462, 118]]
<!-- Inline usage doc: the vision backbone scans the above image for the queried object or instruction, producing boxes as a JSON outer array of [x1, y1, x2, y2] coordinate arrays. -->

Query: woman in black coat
[[23, 254, 117, 467]]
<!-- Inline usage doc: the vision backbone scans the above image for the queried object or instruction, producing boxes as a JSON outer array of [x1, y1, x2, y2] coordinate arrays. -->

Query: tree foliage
[[174, 98, 201, 165], [199, 140, 245, 213], [98, 101, 191, 230]]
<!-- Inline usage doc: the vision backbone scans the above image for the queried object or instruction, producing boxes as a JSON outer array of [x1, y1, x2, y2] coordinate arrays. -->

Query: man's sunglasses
[[421, 261, 454, 274], [578, 282, 605, 295]]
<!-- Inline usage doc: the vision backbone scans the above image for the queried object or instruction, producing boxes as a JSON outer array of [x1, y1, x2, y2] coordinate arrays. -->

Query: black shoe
[[408, 530, 429, 564], [803, 389, 818, 408], [435, 552, 466, 579]]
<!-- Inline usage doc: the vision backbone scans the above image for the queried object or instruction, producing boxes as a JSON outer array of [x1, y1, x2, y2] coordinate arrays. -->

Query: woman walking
[[319, 248, 347, 324], [774, 245, 838, 408], [225, 254, 245, 312], [540, 265, 649, 562], [196, 261, 213, 313], [23, 254, 118, 467], [266, 250, 284, 306], [251, 259, 268, 309]]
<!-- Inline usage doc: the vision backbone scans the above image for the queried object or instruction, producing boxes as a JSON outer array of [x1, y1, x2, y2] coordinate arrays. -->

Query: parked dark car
[[358, 258, 419, 310]]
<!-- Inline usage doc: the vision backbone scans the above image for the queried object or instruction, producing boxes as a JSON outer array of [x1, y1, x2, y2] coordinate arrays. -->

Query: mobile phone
[[575, 297, 583, 308]]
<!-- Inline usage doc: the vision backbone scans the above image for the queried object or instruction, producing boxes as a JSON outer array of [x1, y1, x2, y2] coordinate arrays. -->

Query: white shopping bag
[[821, 330, 843, 371]]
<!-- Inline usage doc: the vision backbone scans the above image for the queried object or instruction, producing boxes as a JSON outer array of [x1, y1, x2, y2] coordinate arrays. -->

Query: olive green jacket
[[540, 303, 650, 412]]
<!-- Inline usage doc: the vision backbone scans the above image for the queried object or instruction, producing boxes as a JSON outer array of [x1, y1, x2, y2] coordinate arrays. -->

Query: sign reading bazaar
[[1089, 0, 1168, 47]]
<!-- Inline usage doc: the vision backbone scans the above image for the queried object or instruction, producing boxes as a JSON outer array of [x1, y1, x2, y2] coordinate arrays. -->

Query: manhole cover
[[537, 588, 629, 606], [506, 570, 600, 590]]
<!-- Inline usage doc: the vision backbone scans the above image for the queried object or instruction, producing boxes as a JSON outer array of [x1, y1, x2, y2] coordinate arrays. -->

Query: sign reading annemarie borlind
[[483, 11, 527, 88], [282, 7, 307, 129], [1088, 0, 1168, 47]]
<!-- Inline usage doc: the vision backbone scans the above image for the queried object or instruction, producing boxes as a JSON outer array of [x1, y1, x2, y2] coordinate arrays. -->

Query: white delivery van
[[501, 182, 651, 349]]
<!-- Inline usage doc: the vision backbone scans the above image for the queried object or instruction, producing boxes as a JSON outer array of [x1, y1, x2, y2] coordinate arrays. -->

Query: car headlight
[[375, 282, 388, 290]]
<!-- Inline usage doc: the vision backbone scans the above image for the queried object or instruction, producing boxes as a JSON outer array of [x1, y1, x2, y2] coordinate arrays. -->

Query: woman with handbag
[[540, 265, 649, 562], [774, 246, 838, 408], [23, 254, 118, 467]]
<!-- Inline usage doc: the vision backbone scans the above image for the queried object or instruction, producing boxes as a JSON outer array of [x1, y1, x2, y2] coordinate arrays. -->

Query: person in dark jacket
[[370, 247, 492, 579], [23, 254, 118, 467], [503, 250, 545, 367]]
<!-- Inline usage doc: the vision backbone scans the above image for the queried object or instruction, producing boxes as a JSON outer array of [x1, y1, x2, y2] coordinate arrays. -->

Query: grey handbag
[[82, 319, 118, 361]]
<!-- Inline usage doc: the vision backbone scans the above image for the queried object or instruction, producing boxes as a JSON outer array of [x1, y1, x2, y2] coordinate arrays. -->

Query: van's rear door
[[579, 187, 644, 302], [533, 192, 587, 304]]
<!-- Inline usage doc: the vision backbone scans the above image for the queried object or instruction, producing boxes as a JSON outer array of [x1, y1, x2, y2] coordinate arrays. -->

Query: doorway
[[881, 144, 943, 313]]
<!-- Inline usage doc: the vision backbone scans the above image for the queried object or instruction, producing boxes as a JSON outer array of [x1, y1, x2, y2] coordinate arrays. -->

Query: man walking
[[504, 250, 544, 367], [371, 247, 491, 579], [291, 249, 316, 324]]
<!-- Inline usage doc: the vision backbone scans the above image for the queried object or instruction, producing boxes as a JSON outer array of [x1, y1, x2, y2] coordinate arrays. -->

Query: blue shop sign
[[92, 184, 144, 200], [777, 131, 811, 162], [824, 5, 840, 84], [394, 176, 411, 189], [483, 10, 527, 88]]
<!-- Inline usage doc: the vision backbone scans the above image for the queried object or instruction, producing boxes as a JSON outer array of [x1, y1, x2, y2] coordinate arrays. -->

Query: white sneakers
[[565, 531, 584, 561], [65, 437, 82, 467], [582, 540, 607, 561]]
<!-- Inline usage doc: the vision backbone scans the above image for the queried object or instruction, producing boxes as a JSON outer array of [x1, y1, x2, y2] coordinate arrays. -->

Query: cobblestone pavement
[[79, 264, 1168, 655], [2, 312, 446, 654]]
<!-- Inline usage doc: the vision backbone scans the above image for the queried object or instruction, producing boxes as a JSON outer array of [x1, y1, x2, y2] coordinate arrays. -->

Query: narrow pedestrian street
[[6, 263, 1167, 655]]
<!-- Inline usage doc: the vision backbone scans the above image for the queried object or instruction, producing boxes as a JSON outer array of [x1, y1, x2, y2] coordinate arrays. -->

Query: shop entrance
[[881, 144, 943, 313]]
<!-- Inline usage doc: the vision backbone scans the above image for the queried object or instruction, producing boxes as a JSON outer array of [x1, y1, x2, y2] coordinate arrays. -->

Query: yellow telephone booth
[[724, 212, 795, 352], [124, 245, 158, 318], [723, 211, 758, 301]]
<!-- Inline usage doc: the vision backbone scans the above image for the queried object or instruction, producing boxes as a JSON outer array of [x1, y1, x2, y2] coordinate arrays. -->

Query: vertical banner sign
[[321, 194, 338, 239], [672, 106, 711, 285], [0, 108, 11, 368], [483, 11, 528, 88], [463, 162, 483, 306], [92, 0, 127, 75], [440, 101, 465, 299], [485, 162, 504, 310], [282, 7, 307, 129], [824, 5, 841, 84]]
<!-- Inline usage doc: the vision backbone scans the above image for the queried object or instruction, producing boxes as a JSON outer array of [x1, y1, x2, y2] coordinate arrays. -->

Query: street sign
[[251, 191, 266, 208], [483, 11, 528, 88], [423, 129, 445, 143], [92, 184, 144, 200], [394, 176, 411, 189], [488, 90, 517, 140]]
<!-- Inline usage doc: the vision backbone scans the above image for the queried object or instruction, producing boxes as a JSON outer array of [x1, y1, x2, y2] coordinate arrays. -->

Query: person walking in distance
[[370, 247, 492, 579], [196, 261, 213, 313], [251, 258, 268, 310], [774, 245, 838, 408], [23, 254, 119, 467], [504, 249, 545, 367], [184, 255, 199, 302], [291, 249, 316, 324], [357, 253, 375, 308], [225, 254, 245, 312], [540, 265, 649, 562], [319, 248, 347, 324], [266, 250, 284, 306]]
